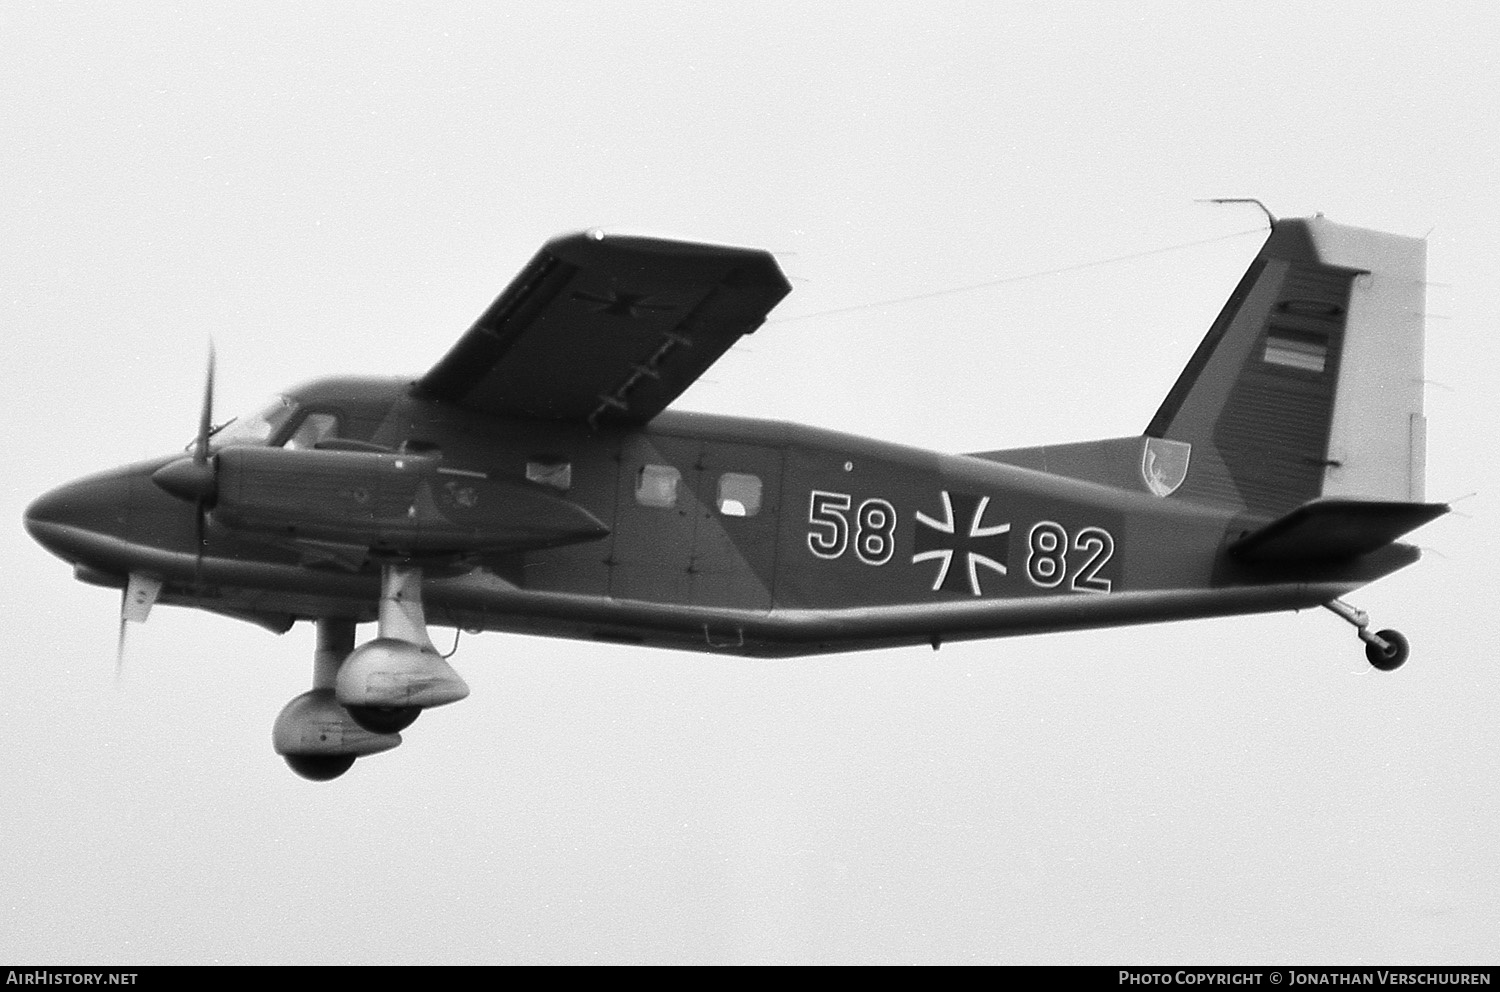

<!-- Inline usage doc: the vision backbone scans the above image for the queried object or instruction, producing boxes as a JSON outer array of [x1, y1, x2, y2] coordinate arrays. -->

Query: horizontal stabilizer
[[1229, 499, 1447, 563]]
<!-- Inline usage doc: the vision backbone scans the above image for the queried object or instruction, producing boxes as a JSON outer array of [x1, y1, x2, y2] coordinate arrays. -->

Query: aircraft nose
[[24, 469, 135, 563]]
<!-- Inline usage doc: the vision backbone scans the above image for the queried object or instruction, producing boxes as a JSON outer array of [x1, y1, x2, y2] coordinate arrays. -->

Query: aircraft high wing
[[416, 231, 791, 427], [24, 217, 1446, 780]]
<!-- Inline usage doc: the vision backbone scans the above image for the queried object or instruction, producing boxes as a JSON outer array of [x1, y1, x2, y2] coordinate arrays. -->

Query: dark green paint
[[24, 221, 1444, 659]]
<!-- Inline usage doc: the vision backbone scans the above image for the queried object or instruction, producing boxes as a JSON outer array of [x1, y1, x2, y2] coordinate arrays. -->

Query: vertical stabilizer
[[1146, 217, 1426, 516]]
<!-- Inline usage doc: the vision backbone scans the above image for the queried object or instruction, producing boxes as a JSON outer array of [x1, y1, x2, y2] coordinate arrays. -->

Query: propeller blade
[[115, 614, 128, 683], [193, 343, 215, 587], [117, 574, 162, 680], [194, 341, 216, 465]]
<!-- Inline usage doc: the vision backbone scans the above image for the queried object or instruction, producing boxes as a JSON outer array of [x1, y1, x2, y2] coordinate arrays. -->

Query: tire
[[1365, 629, 1410, 671], [346, 705, 421, 735], [284, 754, 357, 781]]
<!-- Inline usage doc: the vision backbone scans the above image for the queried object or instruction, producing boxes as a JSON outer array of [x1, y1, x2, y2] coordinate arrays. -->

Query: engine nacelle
[[335, 638, 471, 710], [209, 447, 609, 557], [271, 688, 402, 757]]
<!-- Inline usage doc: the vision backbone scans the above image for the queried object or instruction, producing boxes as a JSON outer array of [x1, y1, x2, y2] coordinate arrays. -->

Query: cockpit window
[[284, 411, 340, 450], [203, 397, 298, 452]]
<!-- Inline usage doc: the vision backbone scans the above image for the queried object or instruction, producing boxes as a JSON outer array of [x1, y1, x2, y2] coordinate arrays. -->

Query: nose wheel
[[1324, 600, 1410, 671]]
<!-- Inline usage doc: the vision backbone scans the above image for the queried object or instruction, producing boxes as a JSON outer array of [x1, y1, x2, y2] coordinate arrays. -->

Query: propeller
[[150, 343, 219, 588], [122, 347, 215, 677]]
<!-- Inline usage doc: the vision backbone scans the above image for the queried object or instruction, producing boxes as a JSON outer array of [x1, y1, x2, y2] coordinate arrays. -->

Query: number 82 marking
[[1026, 522, 1115, 594]]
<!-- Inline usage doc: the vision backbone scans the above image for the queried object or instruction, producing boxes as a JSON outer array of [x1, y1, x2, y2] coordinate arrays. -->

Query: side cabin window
[[283, 411, 341, 450], [526, 458, 573, 492], [635, 464, 681, 508], [717, 473, 762, 517]]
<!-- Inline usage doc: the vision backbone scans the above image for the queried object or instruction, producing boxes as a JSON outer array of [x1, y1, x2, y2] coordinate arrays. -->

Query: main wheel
[[346, 705, 421, 735], [1365, 629, 1410, 671], [284, 754, 357, 781]]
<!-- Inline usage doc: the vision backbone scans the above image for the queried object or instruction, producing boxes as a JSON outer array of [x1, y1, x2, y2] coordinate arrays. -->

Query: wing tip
[[545, 230, 789, 289]]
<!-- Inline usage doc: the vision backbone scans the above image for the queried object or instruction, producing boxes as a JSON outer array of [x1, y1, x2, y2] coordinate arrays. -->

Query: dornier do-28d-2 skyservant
[[26, 216, 1446, 780]]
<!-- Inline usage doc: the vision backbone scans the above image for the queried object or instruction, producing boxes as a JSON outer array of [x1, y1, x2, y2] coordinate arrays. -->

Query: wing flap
[[1228, 498, 1447, 563], [417, 232, 791, 426]]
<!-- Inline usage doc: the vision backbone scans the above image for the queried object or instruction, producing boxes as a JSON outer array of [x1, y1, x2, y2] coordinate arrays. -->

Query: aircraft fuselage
[[26, 374, 1415, 658]]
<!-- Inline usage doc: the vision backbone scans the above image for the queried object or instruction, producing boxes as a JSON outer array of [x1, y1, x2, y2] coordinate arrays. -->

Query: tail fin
[[1146, 216, 1427, 516]]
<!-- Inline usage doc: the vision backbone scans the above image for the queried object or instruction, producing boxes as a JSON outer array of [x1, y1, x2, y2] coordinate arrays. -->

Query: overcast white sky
[[3, 1, 1498, 965]]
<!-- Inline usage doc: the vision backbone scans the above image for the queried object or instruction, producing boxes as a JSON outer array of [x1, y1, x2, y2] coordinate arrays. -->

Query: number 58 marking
[[807, 490, 896, 566]]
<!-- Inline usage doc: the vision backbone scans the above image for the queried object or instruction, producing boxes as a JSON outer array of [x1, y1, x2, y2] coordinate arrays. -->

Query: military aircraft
[[25, 216, 1446, 780]]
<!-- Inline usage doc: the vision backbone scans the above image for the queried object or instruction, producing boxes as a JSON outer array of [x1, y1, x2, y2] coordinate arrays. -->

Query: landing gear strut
[[335, 563, 469, 718], [273, 563, 469, 780], [1324, 599, 1410, 671]]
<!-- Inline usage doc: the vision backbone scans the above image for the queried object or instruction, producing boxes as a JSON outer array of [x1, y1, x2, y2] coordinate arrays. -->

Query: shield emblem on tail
[[1141, 438, 1191, 497]]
